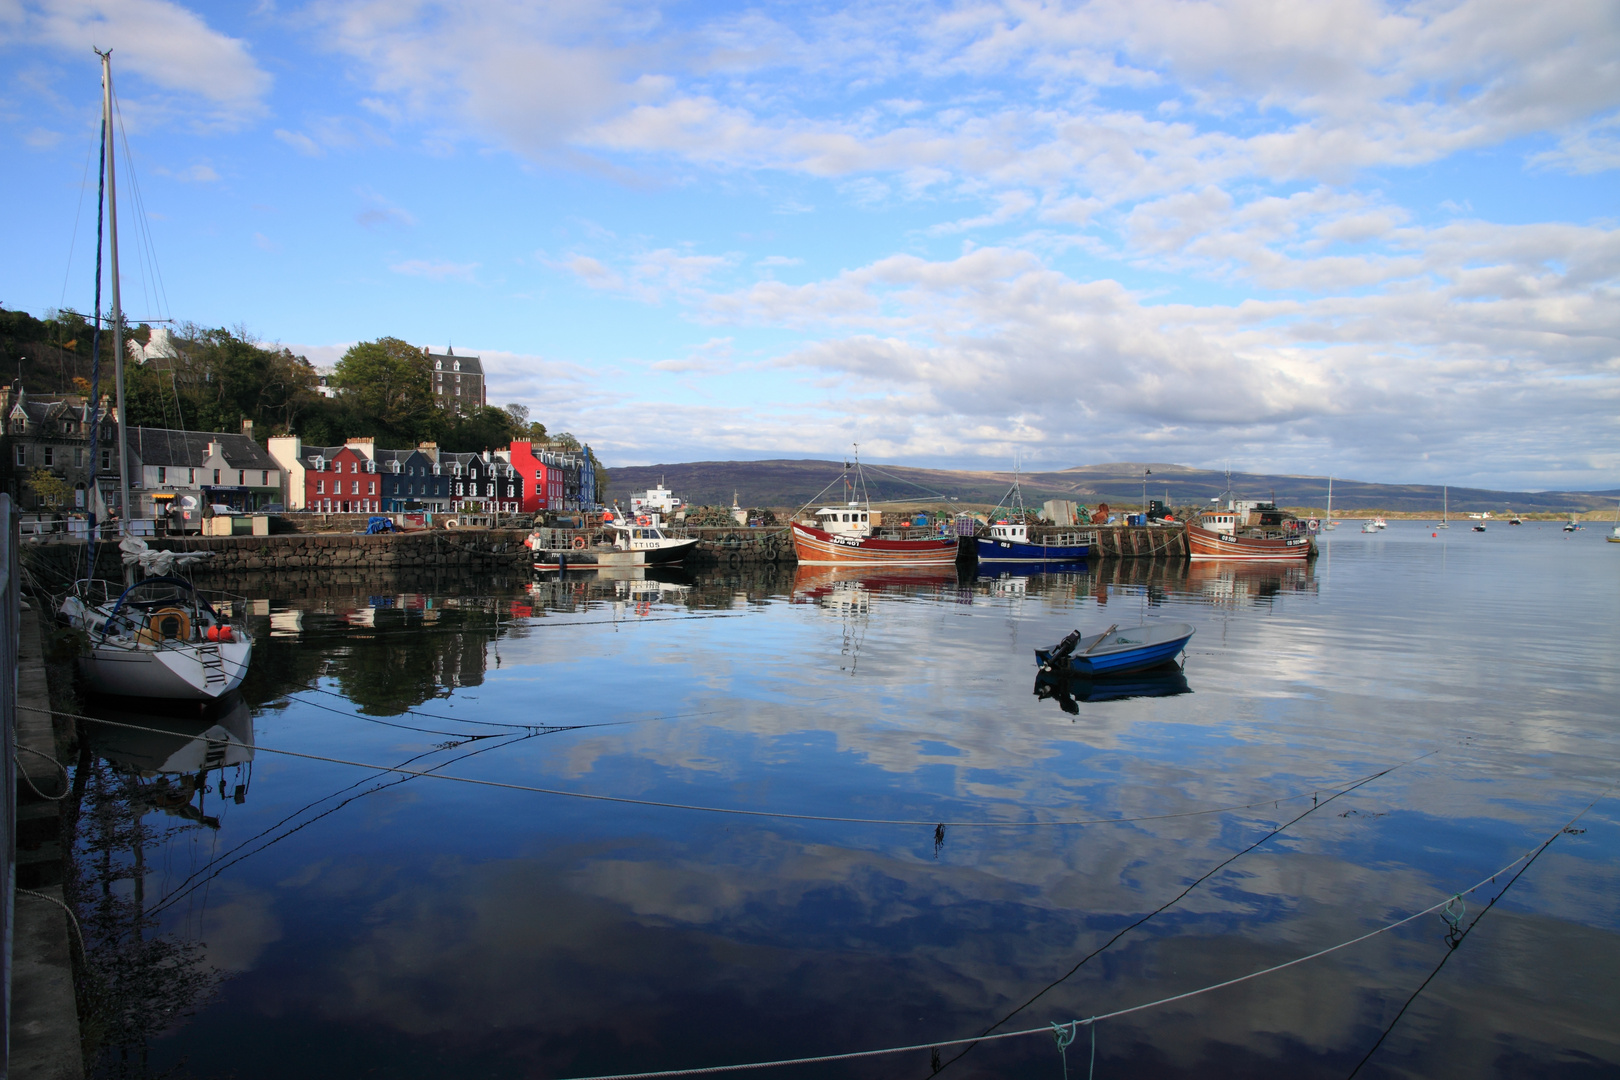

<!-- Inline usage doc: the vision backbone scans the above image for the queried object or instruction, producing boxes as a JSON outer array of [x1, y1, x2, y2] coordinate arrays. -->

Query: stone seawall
[[20, 529, 534, 588]]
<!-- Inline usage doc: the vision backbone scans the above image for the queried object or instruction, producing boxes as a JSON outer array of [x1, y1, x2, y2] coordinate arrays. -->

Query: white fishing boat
[[1373, 517, 1388, 530], [54, 54, 254, 702], [604, 509, 701, 564]]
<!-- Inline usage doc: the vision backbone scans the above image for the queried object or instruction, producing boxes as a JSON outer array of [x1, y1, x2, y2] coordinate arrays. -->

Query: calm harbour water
[[81, 523, 1620, 1079]]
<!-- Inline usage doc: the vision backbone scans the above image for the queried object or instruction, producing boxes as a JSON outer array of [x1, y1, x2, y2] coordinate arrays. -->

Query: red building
[[506, 441, 565, 513], [302, 442, 382, 513]]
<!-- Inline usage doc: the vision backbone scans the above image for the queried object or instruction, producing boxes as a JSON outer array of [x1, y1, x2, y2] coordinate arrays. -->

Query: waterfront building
[[374, 445, 451, 512], [1, 384, 119, 515], [425, 346, 485, 415], [298, 440, 382, 514], [507, 440, 588, 512], [126, 425, 282, 517], [442, 450, 523, 513]]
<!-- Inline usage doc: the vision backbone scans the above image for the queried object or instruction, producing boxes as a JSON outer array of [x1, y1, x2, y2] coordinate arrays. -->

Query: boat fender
[[572, 536, 587, 549], [149, 607, 191, 642]]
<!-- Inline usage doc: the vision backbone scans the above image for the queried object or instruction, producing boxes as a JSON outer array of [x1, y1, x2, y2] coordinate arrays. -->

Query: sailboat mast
[[100, 50, 131, 538]]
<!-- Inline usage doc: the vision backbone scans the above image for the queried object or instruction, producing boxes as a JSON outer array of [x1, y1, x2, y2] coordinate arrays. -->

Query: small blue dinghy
[[1035, 621, 1195, 676]]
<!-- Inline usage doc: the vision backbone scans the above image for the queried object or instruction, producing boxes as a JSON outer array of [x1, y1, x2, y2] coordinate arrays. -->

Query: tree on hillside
[[550, 431, 581, 451], [504, 403, 548, 443], [439, 406, 523, 453], [120, 325, 321, 437], [332, 337, 435, 441]]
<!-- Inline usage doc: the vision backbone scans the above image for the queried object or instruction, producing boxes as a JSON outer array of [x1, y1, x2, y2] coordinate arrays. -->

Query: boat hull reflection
[[1034, 662, 1191, 712], [84, 694, 254, 775], [790, 564, 962, 603]]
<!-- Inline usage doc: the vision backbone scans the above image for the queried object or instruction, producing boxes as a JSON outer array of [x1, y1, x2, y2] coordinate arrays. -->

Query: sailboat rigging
[[55, 50, 252, 700]]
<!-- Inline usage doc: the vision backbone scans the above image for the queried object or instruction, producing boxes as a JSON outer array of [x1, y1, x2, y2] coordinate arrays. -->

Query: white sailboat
[[56, 51, 253, 701], [1324, 477, 1337, 531], [1608, 500, 1620, 543], [1436, 485, 1450, 528]]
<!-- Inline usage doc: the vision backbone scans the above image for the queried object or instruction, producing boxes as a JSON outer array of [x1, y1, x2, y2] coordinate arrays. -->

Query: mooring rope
[[19, 704, 1433, 830]]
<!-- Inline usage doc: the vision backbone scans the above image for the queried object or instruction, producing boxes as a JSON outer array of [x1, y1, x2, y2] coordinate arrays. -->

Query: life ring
[[572, 536, 586, 549], [636, 515, 651, 526], [146, 607, 191, 642], [446, 517, 460, 528]]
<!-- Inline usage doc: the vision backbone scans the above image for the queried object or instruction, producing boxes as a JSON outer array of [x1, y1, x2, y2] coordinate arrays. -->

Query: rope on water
[[1343, 786, 1610, 1078], [549, 787, 1612, 1079], [17, 705, 1434, 830]]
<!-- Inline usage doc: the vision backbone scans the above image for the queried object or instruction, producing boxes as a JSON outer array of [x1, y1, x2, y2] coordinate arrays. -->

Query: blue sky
[[2, 0, 1618, 489]]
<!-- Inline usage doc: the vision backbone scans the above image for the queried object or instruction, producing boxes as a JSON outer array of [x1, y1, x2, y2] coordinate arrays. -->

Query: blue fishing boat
[[975, 520, 1093, 563], [1035, 621, 1195, 676], [973, 461, 1093, 563]]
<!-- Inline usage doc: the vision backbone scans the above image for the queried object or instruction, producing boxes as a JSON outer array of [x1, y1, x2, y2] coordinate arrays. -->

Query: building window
[[188, 468, 196, 484], [102, 448, 112, 470], [14, 445, 25, 467], [456, 483, 464, 496], [75, 448, 84, 466], [262, 470, 269, 486], [43, 447, 53, 466], [238, 470, 245, 485], [317, 480, 325, 494], [351, 480, 360, 495], [157, 466, 167, 484], [368, 481, 376, 495]]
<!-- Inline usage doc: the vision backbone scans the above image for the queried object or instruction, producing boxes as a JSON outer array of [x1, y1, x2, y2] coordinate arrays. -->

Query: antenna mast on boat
[[97, 48, 132, 545]]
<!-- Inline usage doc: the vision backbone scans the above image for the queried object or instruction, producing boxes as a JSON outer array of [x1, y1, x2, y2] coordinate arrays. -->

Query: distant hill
[[604, 459, 1620, 514]]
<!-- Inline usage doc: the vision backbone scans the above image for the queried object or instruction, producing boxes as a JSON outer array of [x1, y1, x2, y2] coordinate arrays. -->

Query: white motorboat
[[1373, 517, 1388, 530], [60, 570, 251, 701], [1361, 520, 1379, 534]]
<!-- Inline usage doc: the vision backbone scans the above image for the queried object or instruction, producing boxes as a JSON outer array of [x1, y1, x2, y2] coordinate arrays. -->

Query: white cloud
[[157, 161, 219, 182], [274, 128, 323, 156], [3, 0, 271, 128], [390, 259, 478, 282]]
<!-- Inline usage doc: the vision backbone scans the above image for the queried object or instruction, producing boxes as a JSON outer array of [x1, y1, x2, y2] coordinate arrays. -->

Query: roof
[[426, 350, 483, 376], [127, 427, 279, 470]]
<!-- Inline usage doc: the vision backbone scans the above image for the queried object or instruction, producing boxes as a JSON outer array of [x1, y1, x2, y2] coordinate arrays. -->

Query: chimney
[[416, 441, 438, 463], [241, 418, 255, 443], [344, 436, 376, 461]]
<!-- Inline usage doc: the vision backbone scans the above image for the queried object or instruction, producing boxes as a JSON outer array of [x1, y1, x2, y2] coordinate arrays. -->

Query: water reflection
[[85, 695, 255, 829], [58, 536, 1620, 1079], [1033, 663, 1193, 712]]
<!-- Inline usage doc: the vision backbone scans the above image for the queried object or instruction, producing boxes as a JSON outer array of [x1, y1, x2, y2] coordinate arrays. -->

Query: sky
[[2, 0, 1618, 489]]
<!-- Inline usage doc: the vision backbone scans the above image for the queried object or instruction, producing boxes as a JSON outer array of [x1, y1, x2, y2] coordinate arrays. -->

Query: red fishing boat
[[1187, 500, 1313, 562], [788, 451, 959, 566], [789, 509, 958, 565]]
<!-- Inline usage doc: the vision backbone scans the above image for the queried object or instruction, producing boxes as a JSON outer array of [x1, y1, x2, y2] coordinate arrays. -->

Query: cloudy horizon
[[4, 0, 1617, 489]]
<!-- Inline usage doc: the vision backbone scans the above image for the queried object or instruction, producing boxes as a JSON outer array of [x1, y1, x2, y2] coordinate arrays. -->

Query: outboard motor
[[1045, 629, 1083, 669]]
